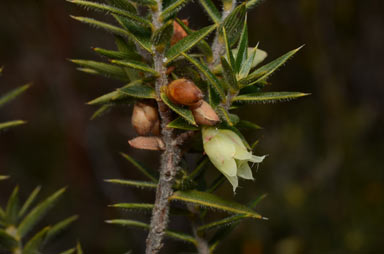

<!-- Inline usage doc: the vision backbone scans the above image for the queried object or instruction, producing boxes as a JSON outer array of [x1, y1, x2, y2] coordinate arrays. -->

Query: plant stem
[[209, 0, 237, 69], [145, 3, 182, 254]]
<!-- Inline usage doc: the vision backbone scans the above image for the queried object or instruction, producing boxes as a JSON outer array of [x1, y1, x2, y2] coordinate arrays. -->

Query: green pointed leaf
[[0, 120, 26, 131], [71, 59, 129, 81], [182, 53, 225, 100], [167, 117, 199, 131], [246, 0, 262, 10], [110, 203, 154, 211], [19, 186, 41, 218], [128, 0, 156, 5], [111, 59, 158, 75], [197, 0, 221, 24], [241, 46, 303, 86], [160, 92, 197, 126], [0, 175, 9, 181], [221, 3, 246, 46], [235, 20, 248, 72], [45, 215, 79, 244], [70, 16, 152, 53], [120, 153, 158, 182], [161, 0, 190, 21], [76, 242, 84, 254], [17, 188, 66, 238], [92, 47, 140, 60], [233, 92, 310, 104], [237, 120, 263, 130], [108, 0, 137, 11], [23, 226, 50, 254], [222, 28, 235, 69], [106, 219, 196, 244], [165, 25, 216, 63], [170, 190, 263, 218], [118, 83, 156, 99], [0, 84, 30, 108], [220, 57, 238, 91], [238, 44, 259, 79], [90, 104, 114, 120], [5, 186, 19, 225], [59, 248, 76, 254], [152, 20, 173, 48], [0, 229, 18, 250], [105, 179, 157, 189], [67, 0, 152, 28], [216, 106, 239, 126]]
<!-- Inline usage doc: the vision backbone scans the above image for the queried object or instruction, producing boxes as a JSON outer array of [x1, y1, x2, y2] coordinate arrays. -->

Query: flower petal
[[237, 160, 254, 180], [249, 155, 266, 163], [222, 172, 238, 193]]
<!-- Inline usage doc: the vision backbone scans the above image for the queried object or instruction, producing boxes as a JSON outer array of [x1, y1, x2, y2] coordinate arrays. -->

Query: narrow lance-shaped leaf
[[246, 0, 263, 10], [17, 188, 66, 237], [92, 47, 139, 60], [233, 92, 310, 104], [235, 19, 248, 72], [23, 226, 50, 254], [0, 84, 30, 108], [127, 0, 156, 6], [197, 0, 221, 24], [152, 20, 173, 47], [106, 219, 196, 244], [0, 121, 26, 131], [222, 28, 235, 69], [59, 248, 76, 254], [109, 203, 154, 210], [165, 25, 216, 63], [238, 44, 258, 79], [160, 92, 197, 126], [67, 0, 152, 28], [167, 117, 199, 131], [220, 57, 238, 91], [45, 215, 79, 244], [70, 59, 129, 81], [18, 186, 41, 218], [90, 104, 113, 120], [182, 53, 226, 100], [111, 59, 158, 75], [0, 175, 9, 181], [70, 16, 152, 53], [221, 3, 246, 46], [237, 120, 263, 130], [76, 242, 84, 254], [241, 46, 303, 86], [108, 0, 138, 11], [170, 190, 263, 218], [120, 153, 158, 182], [118, 83, 156, 99], [5, 186, 19, 225], [161, 0, 190, 21], [105, 179, 157, 189]]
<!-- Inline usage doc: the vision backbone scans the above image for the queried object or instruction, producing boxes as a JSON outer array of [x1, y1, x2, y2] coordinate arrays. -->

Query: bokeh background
[[1, 0, 383, 253]]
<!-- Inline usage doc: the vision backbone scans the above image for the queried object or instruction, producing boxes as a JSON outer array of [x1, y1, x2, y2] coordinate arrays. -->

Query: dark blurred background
[[1, 0, 383, 253]]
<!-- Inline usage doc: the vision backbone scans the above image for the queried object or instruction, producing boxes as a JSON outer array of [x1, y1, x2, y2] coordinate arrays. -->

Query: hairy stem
[[209, 0, 237, 69], [145, 3, 182, 254]]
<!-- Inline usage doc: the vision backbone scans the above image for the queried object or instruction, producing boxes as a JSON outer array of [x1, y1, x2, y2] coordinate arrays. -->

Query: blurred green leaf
[[120, 153, 158, 182], [0, 120, 26, 131], [90, 104, 114, 120], [237, 120, 263, 130], [221, 3, 246, 46], [18, 186, 41, 219], [18, 188, 66, 238], [238, 44, 258, 79], [220, 57, 238, 91], [161, 92, 197, 126], [167, 117, 199, 131], [165, 25, 216, 63], [111, 59, 158, 75], [106, 219, 196, 244], [222, 28, 235, 69], [233, 92, 310, 104], [5, 186, 19, 225], [71, 59, 129, 81], [93, 47, 140, 60], [110, 203, 154, 211], [161, 0, 190, 21], [76, 242, 84, 254], [105, 179, 157, 189], [197, 0, 221, 24], [23, 227, 50, 254], [235, 20, 248, 72], [0, 84, 30, 108], [217, 106, 239, 126], [45, 215, 78, 245], [152, 20, 173, 47], [0, 175, 9, 181], [0, 229, 18, 250], [118, 83, 156, 99], [246, 0, 263, 10], [108, 0, 137, 12], [170, 190, 263, 218]]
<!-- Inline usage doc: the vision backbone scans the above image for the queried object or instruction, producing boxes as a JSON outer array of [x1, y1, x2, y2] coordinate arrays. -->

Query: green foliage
[[161, 92, 197, 125], [120, 153, 158, 182], [233, 92, 310, 104], [0, 183, 78, 254], [167, 117, 199, 131], [197, 0, 221, 24]]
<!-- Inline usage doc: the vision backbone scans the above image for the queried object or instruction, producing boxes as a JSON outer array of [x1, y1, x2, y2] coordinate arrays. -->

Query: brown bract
[[171, 20, 188, 45], [128, 136, 165, 151], [131, 101, 160, 136], [167, 79, 204, 106], [191, 100, 220, 126]]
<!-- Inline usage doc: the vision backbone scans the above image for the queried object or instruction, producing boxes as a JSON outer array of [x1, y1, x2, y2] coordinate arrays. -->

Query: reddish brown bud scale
[[191, 100, 220, 126], [128, 136, 165, 151], [131, 101, 160, 136], [167, 79, 204, 106], [171, 20, 188, 45]]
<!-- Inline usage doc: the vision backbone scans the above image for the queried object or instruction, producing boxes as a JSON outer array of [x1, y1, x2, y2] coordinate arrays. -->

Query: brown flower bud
[[131, 101, 160, 136], [167, 79, 204, 106], [171, 20, 188, 46], [128, 136, 165, 151], [191, 100, 220, 126]]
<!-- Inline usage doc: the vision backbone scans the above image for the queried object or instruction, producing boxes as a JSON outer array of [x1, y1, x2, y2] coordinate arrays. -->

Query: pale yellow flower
[[202, 127, 265, 192]]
